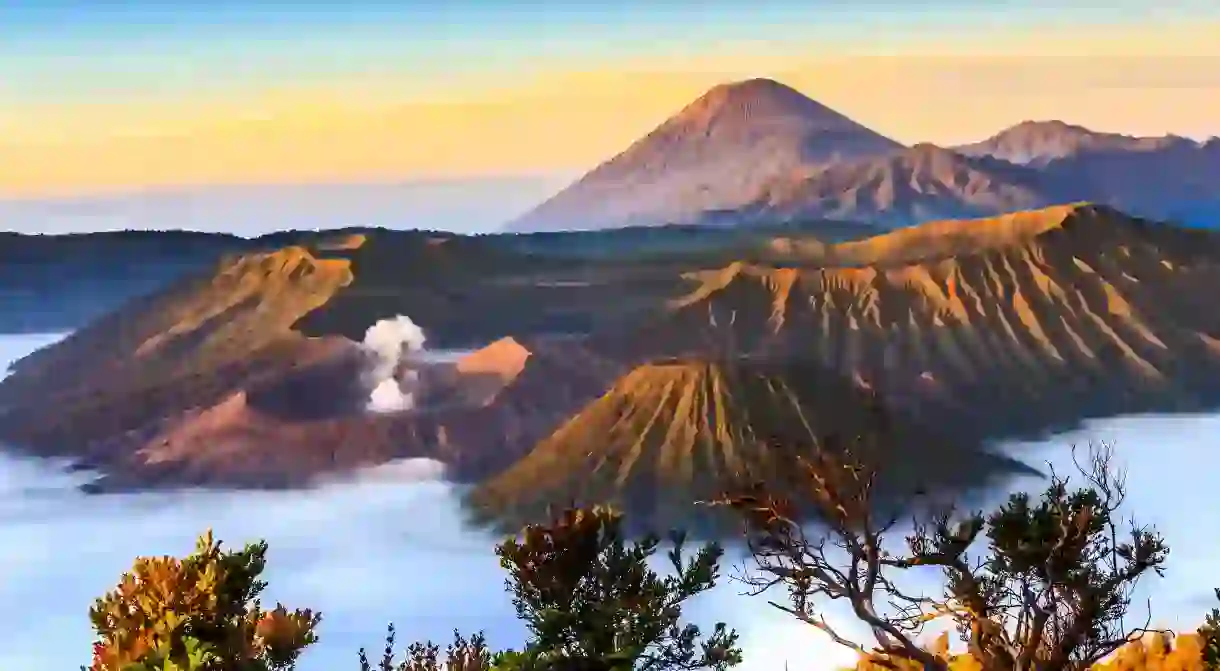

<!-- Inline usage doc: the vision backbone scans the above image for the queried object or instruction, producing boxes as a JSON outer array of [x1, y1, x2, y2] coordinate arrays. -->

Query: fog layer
[[0, 333, 1215, 670]]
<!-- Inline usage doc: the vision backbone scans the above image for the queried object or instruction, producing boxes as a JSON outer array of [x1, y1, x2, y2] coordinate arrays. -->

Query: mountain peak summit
[[667, 78, 875, 137], [954, 120, 1189, 165], [504, 78, 903, 232], [692, 77, 812, 108]]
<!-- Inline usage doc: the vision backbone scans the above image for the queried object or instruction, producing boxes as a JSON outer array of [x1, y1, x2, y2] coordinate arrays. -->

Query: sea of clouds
[[1, 331, 1217, 670]]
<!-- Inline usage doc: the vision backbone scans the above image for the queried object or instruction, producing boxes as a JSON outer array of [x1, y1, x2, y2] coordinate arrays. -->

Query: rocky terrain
[[5, 203, 1220, 533]]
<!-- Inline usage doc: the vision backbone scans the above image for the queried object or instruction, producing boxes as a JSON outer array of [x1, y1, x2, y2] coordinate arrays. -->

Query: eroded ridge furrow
[[654, 205, 1220, 441]]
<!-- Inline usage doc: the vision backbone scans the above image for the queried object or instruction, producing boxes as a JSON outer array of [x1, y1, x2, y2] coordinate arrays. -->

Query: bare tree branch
[[711, 439, 1171, 671]]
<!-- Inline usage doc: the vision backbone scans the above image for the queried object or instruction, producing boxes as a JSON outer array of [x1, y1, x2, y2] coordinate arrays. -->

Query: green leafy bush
[[358, 625, 494, 671], [1201, 589, 1220, 671], [366, 505, 742, 671]]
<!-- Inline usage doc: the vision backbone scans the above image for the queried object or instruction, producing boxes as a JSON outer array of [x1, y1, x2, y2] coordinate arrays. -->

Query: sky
[[2, 331, 1218, 670], [0, 177, 575, 235], [2, 1, 1220, 205]]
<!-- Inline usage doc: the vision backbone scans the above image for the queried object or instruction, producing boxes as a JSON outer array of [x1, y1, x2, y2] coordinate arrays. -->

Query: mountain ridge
[[725, 142, 1064, 228], [7, 204, 1220, 533], [953, 120, 1196, 166], [504, 79, 1220, 231]]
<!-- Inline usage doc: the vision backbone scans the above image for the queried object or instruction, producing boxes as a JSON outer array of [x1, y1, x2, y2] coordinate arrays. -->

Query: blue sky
[[3, 0, 1216, 104]]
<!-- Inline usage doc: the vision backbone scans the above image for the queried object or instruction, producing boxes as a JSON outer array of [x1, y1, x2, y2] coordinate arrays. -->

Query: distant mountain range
[[505, 78, 1220, 232], [0, 220, 884, 335]]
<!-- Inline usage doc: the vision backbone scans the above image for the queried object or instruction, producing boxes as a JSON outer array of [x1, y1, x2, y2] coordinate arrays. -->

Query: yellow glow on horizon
[[2, 21, 1218, 197]]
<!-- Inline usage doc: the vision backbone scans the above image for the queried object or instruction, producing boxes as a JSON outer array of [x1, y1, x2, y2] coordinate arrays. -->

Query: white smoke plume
[[361, 315, 427, 413]]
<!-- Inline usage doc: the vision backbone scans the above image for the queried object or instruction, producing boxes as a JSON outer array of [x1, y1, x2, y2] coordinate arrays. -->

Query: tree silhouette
[[713, 443, 1170, 671], [496, 505, 741, 670], [364, 505, 742, 671], [358, 625, 494, 671], [1201, 589, 1220, 670]]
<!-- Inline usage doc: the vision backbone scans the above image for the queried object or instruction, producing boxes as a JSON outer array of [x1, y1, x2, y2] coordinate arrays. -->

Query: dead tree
[[709, 442, 1170, 671]]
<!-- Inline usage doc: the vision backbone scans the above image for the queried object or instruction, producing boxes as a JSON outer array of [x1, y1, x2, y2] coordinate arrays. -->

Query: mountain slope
[[504, 78, 904, 232], [0, 242, 359, 457], [468, 357, 1024, 534], [63, 337, 621, 492], [728, 143, 1063, 228], [1039, 138, 1220, 225], [0, 230, 255, 333], [954, 120, 1189, 165], [953, 122, 1220, 225], [474, 204, 1220, 531], [600, 204, 1220, 441]]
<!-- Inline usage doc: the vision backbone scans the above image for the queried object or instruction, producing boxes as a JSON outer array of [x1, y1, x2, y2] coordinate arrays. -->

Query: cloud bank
[[0, 333, 1216, 670]]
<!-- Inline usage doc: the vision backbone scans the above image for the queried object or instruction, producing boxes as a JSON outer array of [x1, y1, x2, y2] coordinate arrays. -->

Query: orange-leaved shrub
[[85, 530, 320, 671]]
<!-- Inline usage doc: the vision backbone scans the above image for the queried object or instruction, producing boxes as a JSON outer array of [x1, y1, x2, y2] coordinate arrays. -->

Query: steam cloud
[[361, 315, 427, 413]]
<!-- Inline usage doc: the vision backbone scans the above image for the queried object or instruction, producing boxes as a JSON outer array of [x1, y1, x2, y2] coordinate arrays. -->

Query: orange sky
[[2, 22, 1218, 198]]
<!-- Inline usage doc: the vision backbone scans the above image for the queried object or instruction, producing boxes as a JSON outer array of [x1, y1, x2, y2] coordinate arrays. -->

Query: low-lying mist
[[1, 333, 1217, 670]]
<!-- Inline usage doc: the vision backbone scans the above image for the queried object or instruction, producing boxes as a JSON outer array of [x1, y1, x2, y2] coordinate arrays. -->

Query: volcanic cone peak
[[665, 78, 883, 138], [504, 77, 903, 232], [621, 77, 904, 170]]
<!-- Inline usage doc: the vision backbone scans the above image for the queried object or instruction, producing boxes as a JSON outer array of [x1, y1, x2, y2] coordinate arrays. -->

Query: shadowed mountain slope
[[727, 143, 1064, 228], [1038, 139, 1220, 225], [953, 120, 1190, 166], [0, 219, 882, 337], [0, 242, 358, 457], [468, 357, 1023, 535], [505, 78, 904, 232], [0, 230, 256, 333], [954, 122, 1220, 224]]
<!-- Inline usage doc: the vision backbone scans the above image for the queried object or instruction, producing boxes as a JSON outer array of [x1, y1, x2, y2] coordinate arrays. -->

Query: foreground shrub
[[85, 530, 320, 671], [92, 446, 1216, 671], [498, 505, 741, 670], [1202, 590, 1220, 670], [370, 505, 743, 671], [358, 625, 493, 671]]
